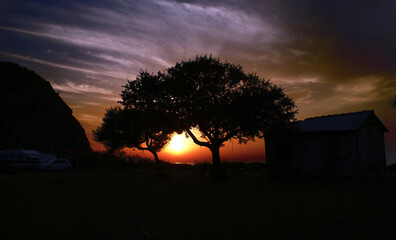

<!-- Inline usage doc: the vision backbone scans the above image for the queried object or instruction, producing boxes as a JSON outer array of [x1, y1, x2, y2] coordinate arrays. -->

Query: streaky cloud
[[0, 51, 125, 79], [52, 80, 115, 95]]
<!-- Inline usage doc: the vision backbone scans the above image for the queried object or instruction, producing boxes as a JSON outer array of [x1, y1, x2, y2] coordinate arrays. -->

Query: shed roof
[[295, 110, 388, 133]]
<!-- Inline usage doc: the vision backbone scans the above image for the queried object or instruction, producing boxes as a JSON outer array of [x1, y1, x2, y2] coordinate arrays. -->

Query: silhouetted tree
[[121, 56, 297, 180], [93, 107, 173, 175], [93, 107, 125, 154]]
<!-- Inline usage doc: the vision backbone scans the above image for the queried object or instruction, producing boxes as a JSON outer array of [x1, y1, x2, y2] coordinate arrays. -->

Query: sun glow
[[168, 134, 186, 153], [164, 132, 201, 155], [162, 129, 206, 159]]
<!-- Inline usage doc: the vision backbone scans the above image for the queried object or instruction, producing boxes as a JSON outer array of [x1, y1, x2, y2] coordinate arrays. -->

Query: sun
[[164, 130, 200, 156], [169, 134, 185, 153]]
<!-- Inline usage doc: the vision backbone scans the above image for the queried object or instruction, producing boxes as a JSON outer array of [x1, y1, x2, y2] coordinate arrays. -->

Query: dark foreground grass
[[1, 169, 396, 240]]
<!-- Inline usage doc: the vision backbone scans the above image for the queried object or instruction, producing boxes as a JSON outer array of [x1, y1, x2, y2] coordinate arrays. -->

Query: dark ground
[[1, 168, 395, 240]]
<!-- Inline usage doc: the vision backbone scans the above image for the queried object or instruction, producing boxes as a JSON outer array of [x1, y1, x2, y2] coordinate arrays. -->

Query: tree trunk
[[209, 145, 227, 181], [211, 146, 221, 169], [150, 151, 163, 176]]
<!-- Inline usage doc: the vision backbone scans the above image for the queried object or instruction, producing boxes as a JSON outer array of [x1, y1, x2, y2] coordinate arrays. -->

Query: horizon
[[1, 0, 395, 164]]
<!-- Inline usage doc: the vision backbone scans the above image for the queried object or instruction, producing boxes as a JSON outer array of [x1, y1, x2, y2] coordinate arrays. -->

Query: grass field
[[1, 168, 396, 240]]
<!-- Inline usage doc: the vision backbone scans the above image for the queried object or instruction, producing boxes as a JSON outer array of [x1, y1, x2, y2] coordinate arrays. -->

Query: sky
[[1, 0, 395, 164]]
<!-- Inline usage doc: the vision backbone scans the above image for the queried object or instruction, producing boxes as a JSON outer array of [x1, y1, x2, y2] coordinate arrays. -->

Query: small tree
[[93, 107, 125, 154], [93, 107, 173, 175]]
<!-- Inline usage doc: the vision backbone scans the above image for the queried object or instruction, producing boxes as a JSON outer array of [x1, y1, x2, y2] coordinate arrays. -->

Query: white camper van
[[0, 149, 57, 169]]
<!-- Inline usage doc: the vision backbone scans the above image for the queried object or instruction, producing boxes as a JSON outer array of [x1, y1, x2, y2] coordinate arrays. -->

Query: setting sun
[[164, 133, 200, 156], [168, 134, 186, 153]]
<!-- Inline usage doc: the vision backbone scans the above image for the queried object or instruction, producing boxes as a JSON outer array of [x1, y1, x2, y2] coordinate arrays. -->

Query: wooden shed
[[266, 110, 388, 178]]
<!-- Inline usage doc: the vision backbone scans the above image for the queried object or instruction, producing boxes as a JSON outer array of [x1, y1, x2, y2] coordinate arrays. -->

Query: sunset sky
[[1, 0, 395, 164]]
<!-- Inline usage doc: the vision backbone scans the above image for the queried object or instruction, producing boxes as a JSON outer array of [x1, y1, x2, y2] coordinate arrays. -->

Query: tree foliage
[[164, 56, 296, 141], [93, 105, 174, 174], [93, 107, 125, 153]]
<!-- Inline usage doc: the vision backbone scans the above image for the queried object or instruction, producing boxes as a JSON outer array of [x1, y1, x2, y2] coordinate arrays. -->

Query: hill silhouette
[[0, 62, 91, 155]]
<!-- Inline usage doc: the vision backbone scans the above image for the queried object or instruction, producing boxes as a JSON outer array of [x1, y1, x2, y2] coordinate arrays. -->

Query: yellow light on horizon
[[165, 133, 194, 155], [169, 134, 185, 152], [163, 129, 206, 156]]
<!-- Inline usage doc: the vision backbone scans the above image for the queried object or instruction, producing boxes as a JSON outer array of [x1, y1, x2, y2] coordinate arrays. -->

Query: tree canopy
[[120, 56, 297, 179], [93, 106, 174, 174]]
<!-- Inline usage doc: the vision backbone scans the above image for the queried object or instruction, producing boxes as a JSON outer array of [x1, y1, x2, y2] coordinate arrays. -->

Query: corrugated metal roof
[[295, 110, 387, 133]]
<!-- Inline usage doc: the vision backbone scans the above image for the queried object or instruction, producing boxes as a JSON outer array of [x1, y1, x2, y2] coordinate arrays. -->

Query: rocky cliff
[[0, 62, 91, 155]]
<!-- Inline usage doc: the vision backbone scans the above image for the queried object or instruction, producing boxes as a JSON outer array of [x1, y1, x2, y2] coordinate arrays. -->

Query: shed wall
[[291, 132, 360, 176], [358, 121, 387, 173]]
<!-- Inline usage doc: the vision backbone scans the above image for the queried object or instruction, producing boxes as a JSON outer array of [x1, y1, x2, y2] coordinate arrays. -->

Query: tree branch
[[186, 129, 211, 148], [137, 146, 149, 151], [224, 127, 240, 142]]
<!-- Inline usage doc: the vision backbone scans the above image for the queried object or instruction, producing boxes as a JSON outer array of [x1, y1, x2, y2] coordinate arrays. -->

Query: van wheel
[[65, 167, 71, 171], [44, 167, 51, 172]]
